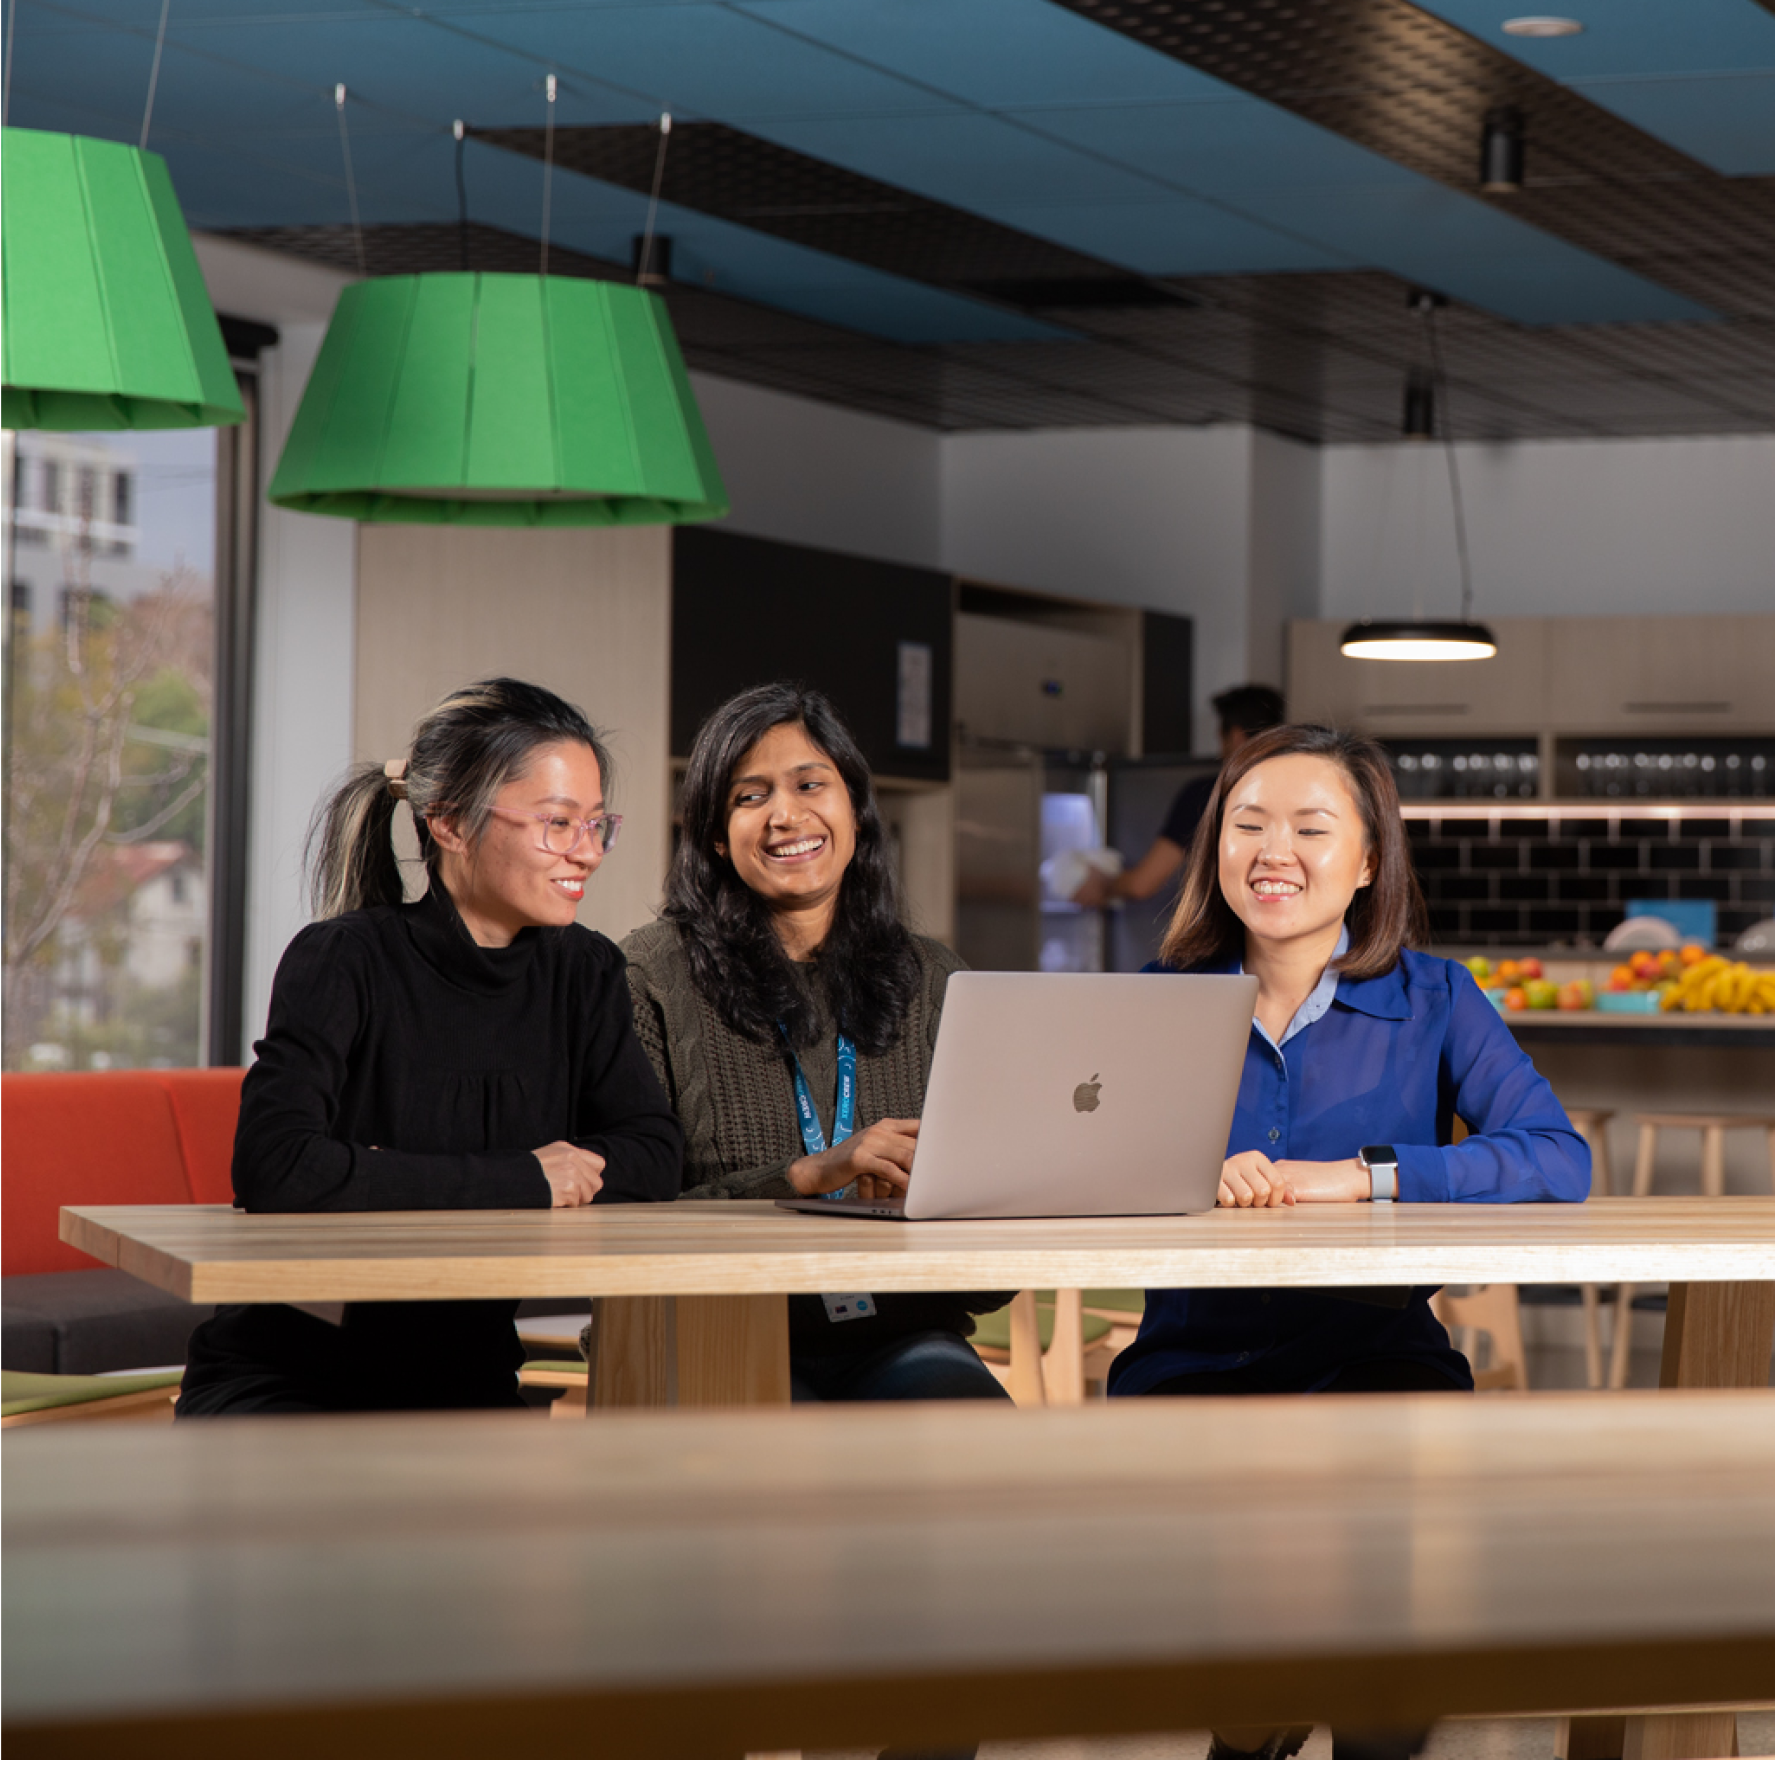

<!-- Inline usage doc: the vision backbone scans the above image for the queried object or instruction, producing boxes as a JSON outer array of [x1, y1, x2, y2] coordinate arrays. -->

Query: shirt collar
[[1240, 925, 1349, 1051], [1333, 956, 1413, 1020]]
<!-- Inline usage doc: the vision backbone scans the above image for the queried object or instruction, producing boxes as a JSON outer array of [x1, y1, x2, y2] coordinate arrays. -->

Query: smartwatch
[[1358, 1145, 1399, 1204]]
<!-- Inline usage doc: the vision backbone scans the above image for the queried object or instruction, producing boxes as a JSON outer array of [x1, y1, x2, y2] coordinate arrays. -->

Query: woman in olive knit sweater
[[623, 683, 1013, 1403]]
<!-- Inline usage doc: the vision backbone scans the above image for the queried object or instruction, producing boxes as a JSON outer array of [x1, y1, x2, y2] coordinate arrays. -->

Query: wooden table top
[[60, 1196, 1775, 1303], [6, 1392, 1773, 1756]]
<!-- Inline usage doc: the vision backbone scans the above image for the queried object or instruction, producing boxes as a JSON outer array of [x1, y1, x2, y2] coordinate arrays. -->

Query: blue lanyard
[[782, 1027, 856, 1200], [783, 1028, 856, 1155]]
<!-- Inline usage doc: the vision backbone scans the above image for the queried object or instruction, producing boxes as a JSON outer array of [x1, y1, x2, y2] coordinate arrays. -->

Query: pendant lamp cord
[[453, 119, 468, 271], [3, 0, 15, 126], [1420, 295, 1476, 624], [539, 73, 556, 277], [335, 84, 367, 277], [139, 0, 171, 148], [637, 111, 673, 285]]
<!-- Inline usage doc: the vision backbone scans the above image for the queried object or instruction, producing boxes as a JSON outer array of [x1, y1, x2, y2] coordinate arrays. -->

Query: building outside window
[[3, 427, 218, 1072]]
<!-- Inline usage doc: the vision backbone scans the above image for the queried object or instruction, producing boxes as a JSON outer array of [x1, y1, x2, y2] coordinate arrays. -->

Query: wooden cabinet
[[1288, 614, 1775, 743], [1543, 616, 1775, 735], [955, 612, 1134, 753]]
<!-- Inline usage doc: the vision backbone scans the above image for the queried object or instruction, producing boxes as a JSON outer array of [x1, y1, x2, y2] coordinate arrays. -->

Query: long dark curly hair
[[666, 682, 921, 1054]]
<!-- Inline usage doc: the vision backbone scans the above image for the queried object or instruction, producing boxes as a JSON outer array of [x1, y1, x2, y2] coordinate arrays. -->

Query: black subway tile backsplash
[[1410, 811, 1772, 947], [1528, 908, 1582, 936], [1709, 844, 1764, 870], [1469, 907, 1523, 935], [1529, 845, 1580, 870], [1650, 845, 1701, 871]]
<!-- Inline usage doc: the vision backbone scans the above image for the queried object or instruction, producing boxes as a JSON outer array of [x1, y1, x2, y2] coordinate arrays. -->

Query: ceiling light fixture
[[1502, 17, 1583, 37], [1341, 293, 1498, 665], [1, 0, 242, 432], [1480, 105, 1525, 194], [267, 93, 726, 527]]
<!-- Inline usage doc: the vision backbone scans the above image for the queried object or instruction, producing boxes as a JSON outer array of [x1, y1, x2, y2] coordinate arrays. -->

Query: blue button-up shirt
[[1110, 945, 1590, 1395]]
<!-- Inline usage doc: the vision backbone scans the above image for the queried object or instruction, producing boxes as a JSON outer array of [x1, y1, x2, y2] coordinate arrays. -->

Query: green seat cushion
[[969, 1305, 1112, 1355], [1032, 1288, 1145, 1315], [519, 1360, 588, 1377], [0, 1368, 182, 1418]]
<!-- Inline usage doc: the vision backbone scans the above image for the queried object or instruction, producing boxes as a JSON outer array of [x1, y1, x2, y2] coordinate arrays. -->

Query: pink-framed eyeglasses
[[490, 808, 623, 855]]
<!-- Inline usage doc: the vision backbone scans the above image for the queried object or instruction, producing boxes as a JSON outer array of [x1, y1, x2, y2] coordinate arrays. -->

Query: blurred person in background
[[1073, 684, 1285, 909]]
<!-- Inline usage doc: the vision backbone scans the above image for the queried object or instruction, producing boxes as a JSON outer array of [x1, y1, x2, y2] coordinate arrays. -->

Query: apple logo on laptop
[[1073, 1074, 1102, 1114]]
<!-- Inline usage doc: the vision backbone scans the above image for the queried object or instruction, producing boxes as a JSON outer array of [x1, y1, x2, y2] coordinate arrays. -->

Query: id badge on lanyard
[[783, 1027, 876, 1323]]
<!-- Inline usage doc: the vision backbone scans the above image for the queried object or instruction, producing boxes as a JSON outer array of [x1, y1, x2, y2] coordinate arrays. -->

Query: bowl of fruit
[[1462, 955, 1594, 1013], [1598, 946, 1702, 1014]]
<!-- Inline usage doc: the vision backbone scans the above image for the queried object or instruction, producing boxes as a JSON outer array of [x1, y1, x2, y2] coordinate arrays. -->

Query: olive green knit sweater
[[620, 919, 1014, 1351]]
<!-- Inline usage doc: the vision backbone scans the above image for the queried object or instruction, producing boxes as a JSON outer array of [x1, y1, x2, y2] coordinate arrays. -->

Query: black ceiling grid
[[1049, 0, 1775, 326], [466, 110, 1775, 439], [227, 223, 1775, 441]]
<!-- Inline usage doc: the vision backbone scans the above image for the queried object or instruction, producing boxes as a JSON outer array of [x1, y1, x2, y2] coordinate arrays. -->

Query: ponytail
[[304, 679, 609, 920]]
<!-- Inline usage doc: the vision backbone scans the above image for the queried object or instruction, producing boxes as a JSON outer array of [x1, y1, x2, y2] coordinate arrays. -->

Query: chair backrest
[[158, 1068, 246, 1204], [1, 1069, 245, 1274]]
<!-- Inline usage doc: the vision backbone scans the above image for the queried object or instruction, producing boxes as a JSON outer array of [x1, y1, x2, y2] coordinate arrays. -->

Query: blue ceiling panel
[[1412, 0, 1775, 175]]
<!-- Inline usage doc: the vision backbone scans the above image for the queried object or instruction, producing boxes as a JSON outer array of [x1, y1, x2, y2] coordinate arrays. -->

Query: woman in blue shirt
[[1111, 724, 1589, 1404]]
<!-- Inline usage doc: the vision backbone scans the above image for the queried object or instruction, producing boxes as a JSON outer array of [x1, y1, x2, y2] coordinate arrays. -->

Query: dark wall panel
[[1141, 610, 1194, 758], [672, 529, 953, 782]]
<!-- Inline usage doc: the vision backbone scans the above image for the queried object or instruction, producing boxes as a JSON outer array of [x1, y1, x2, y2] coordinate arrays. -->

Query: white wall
[[194, 236, 358, 1057], [940, 426, 1269, 751], [691, 372, 942, 570], [1321, 433, 1775, 623]]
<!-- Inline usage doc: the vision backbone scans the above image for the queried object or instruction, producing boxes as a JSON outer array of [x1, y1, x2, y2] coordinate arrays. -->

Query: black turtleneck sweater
[[181, 881, 682, 1411]]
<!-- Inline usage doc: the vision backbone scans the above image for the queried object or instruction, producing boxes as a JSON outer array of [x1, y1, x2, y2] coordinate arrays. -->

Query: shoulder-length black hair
[[665, 682, 921, 1054], [1160, 724, 1426, 980]]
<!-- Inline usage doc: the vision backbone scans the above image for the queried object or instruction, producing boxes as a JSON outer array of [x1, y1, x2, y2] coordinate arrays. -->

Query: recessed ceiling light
[[1503, 16, 1584, 36]]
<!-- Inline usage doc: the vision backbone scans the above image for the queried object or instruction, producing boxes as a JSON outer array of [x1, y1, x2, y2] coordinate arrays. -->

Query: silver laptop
[[778, 970, 1257, 1220]]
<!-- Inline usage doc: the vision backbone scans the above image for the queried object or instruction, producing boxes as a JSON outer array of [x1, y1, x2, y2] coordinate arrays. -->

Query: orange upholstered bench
[[1, 1069, 244, 1373]]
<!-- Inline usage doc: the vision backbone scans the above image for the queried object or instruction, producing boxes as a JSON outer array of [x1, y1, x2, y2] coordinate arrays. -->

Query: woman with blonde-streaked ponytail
[[177, 678, 682, 1416]]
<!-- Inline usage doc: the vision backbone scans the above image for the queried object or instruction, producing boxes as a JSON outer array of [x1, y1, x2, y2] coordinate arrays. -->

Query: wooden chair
[[1429, 1287, 1527, 1390], [969, 1292, 1117, 1406], [1, 1368, 182, 1428], [518, 1359, 589, 1419], [1565, 1107, 1616, 1389], [1608, 1112, 1775, 1388]]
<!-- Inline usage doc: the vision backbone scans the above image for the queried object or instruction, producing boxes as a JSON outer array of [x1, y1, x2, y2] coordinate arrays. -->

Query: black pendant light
[[1480, 106, 1525, 195], [1341, 293, 1498, 663]]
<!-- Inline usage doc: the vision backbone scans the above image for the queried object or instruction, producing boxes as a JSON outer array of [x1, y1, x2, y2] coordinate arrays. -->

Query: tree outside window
[[3, 428, 217, 1072]]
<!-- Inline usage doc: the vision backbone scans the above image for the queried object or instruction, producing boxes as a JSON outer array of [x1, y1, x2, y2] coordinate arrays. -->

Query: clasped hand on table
[[1219, 1152, 1370, 1208]]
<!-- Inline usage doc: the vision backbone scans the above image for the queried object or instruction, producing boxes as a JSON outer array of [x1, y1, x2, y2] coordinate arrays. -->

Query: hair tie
[[383, 758, 410, 802]]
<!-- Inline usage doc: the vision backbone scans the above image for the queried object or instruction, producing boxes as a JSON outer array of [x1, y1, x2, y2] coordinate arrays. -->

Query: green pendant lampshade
[[267, 273, 728, 526], [1, 127, 244, 431]]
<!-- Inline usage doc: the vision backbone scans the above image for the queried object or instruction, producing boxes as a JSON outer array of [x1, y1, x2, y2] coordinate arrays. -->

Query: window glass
[[3, 427, 217, 1071]]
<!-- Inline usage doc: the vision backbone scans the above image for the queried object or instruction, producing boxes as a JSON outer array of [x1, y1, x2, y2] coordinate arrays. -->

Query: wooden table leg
[[587, 1295, 791, 1409], [1579, 1280, 1775, 1759]]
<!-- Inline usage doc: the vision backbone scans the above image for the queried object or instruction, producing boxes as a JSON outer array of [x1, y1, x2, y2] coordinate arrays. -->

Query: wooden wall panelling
[[354, 524, 674, 949]]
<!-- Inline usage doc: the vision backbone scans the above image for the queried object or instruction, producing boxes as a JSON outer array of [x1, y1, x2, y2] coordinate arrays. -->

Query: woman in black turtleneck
[[177, 679, 682, 1415]]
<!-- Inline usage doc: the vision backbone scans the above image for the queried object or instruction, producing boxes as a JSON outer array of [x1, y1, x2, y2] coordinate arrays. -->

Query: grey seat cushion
[[1, 1271, 216, 1374]]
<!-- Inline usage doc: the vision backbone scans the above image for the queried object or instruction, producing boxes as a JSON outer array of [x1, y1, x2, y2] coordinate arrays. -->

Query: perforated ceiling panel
[[226, 220, 1775, 440], [1046, 0, 1775, 324]]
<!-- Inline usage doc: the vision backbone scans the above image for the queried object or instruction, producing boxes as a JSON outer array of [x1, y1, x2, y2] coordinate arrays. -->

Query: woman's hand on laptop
[[787, 1118, 920, 1198], [1219, 1153, 1370, 1207]]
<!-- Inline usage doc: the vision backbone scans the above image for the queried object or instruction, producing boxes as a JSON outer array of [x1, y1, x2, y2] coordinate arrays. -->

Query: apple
[[1504, 986, 1529, 1012], [1518, 957, 1544, 980], [1608, 964, 1636, 993], [1633, 955, 1663, 982], [1497, 959, 1523, 985], [1463, 955, 1492, 981], [1679, 943, 1707, 967], [1557, 980, 1594, 1012], [1526, 979, 1559, 1011]]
